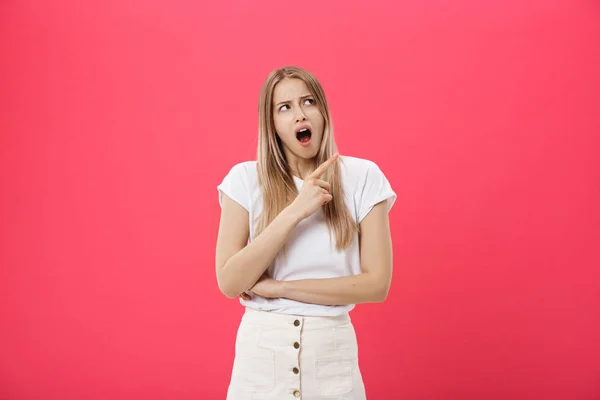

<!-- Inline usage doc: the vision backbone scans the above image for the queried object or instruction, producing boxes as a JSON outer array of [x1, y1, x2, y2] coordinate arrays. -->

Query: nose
[[296, 110, 306, 122]]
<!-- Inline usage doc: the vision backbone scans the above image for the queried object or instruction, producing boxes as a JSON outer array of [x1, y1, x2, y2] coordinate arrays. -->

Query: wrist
[[282, 204, 304, 225], [278, 280, 289, 298]]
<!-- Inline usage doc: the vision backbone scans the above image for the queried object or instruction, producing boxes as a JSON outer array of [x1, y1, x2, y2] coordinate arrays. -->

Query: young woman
[[216, 66, 396, 399]]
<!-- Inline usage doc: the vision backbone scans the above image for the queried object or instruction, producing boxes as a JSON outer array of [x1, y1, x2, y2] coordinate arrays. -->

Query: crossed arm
[[215, 197, 393, 304]]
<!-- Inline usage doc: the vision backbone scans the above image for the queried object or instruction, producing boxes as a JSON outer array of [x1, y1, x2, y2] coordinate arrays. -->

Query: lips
[[296, 126, 312, 142]]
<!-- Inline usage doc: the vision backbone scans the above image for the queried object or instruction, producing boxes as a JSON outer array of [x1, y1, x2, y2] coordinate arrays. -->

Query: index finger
[[310, 153, 339, 179]]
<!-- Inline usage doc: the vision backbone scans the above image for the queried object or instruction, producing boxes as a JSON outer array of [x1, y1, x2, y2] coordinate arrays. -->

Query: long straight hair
[[255, 66, 357, 251]]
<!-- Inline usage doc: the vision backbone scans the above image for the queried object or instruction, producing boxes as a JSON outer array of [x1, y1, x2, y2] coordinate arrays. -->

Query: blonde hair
[[255, 66, 358, 251]]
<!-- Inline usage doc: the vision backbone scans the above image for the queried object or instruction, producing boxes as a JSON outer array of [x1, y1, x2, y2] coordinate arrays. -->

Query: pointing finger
[[310, 153, 339, 179]]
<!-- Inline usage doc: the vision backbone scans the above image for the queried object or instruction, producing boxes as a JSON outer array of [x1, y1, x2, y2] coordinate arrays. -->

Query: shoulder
[[225, 160, 258, 176], [339, 155, 378, 168], [220, 160, 259, 184], [339, 155, 382, 179], [217, 161, 258, 210], [340, 156, 396, 221]]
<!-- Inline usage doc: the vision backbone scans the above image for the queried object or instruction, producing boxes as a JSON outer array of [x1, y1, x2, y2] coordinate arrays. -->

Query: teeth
[[298, 128, 308, 133]]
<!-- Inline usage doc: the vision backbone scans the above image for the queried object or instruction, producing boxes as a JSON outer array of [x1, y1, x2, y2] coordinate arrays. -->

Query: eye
[[278, 104, 290, 112], [304, 98, 315, 105]]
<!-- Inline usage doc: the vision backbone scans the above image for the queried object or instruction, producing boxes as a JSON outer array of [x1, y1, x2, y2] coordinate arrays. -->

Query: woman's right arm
[[215, 154, 339, 299], [215, 195, 302, 299]]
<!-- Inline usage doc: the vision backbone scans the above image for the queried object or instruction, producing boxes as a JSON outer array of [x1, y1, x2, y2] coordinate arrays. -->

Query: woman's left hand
[[248, 274, 284, 299]]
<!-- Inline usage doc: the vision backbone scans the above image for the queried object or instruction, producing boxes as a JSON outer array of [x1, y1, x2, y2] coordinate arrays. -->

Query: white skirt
[[226, 307, 367, 400]]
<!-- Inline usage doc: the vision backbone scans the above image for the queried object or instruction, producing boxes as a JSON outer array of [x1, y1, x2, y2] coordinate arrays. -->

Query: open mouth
[[296, 128, 312, 143]]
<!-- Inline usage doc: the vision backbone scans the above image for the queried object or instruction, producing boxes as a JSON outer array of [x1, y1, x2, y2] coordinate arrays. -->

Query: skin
[[216, 78, 393, 304], [272, 78, 325, 179], [245, 199, 392, 305]]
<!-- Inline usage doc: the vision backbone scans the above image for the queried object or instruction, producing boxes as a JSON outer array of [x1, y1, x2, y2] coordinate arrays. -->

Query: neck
[[284, 150, 314, 180]]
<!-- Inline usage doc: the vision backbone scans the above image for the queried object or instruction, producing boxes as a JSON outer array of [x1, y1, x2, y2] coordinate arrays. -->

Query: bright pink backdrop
[[1, 1, 599, 399]]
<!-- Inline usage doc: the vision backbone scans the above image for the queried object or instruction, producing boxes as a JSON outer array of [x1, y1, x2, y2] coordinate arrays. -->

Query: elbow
[[216, 260, 247, 299], [219, 283, 239, 299], [216, 272, 241, 299], [360, 272, 391, 303], [221, 288, 239, 300], [373, 288, 388, 303], [372, 280, 391, 303]]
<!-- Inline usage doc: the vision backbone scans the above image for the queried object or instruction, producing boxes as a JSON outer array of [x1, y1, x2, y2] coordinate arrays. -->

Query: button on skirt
[[226, 307, 367, 400]]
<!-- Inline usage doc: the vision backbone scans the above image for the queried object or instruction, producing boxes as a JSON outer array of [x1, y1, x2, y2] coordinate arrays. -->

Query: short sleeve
[[357, 162, 397, 222], [217, 163, 251, 212]]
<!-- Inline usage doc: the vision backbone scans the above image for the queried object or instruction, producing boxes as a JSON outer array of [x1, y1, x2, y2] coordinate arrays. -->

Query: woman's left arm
[[252, 201, 393, 305]]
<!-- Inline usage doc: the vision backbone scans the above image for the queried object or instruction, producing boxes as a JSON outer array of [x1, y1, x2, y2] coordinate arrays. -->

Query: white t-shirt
[[216, 155, 396, 317]]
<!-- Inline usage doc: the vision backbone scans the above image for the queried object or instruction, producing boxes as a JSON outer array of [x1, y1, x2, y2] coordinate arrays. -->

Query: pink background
[[1, 0, 599, 399]]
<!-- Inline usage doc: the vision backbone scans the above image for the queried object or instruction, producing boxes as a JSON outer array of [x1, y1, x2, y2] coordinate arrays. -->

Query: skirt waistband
[[242, 307, 351, 330]]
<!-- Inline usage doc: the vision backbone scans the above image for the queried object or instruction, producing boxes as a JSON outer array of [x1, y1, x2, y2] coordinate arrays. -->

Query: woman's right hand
[[288, 153, 339, 221]]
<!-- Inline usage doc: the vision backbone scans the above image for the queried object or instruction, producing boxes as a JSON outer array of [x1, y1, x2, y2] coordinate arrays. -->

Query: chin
[[285, 135, 322, 160], [297, 144, 320, 159]]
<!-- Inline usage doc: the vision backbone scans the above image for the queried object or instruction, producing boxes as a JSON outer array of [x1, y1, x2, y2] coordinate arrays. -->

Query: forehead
[[273, 78, 311, 102]]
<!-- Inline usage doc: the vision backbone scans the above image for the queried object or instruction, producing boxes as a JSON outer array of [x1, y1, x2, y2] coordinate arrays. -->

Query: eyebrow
[[275, 94, 313, 107]]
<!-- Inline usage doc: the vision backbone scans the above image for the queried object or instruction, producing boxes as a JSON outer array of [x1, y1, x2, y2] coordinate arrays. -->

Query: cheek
[[310, 113, 325, 134], [308, 109, 323, 122], [272, 117, 284, 135], [273, 114, 292, 133]]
